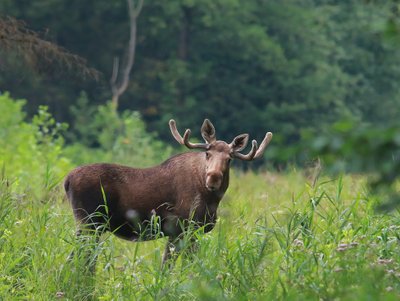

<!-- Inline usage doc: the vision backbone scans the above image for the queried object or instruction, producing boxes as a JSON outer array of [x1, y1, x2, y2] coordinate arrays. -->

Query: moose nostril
[[206, 172, 223, 191], [207, 171, 223, 178], [207, 172, 222, 182]]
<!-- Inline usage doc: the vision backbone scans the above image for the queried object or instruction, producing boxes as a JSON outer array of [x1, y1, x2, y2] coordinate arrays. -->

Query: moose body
[[65, 152, 225, 241], [65, 119, 272, 268]]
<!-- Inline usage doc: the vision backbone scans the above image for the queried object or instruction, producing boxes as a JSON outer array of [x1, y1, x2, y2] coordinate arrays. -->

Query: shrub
[[65, 99, 172, 167], [0, 93, 71, 195]]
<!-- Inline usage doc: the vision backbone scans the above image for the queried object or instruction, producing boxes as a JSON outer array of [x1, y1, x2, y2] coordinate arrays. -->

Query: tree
[[110, 0, 144, 110], [0, 16, 99, 79], [2, 0, 400, 158], [129, 0, 352, 143]]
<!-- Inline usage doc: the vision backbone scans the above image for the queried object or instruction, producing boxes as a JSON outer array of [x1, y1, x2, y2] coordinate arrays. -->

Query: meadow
[[1, 95, 399, 300], [2, 1, 400, 299], [1, 169, 400, 300]]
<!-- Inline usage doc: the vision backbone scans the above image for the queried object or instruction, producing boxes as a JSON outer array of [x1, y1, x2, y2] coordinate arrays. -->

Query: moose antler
[[169, 119, 209, 149], [233, 132, 273, 161]]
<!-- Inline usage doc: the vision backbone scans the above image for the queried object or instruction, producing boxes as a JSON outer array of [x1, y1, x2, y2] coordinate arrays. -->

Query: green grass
[[1, 170, 400, 300]]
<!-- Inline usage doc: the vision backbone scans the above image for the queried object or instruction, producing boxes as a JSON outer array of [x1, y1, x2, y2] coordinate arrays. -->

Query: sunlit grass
[[1, 170, 399, 300]]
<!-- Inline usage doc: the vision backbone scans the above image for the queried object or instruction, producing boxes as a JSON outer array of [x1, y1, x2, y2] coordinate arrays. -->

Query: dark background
[[1, 0, 399, 152]]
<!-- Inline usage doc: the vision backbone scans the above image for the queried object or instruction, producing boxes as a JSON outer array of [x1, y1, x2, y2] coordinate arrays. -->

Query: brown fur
[[65, 151, 226, 241]]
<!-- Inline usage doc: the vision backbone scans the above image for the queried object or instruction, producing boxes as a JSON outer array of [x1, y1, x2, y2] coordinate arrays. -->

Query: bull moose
[[64, 119, 272, 269]]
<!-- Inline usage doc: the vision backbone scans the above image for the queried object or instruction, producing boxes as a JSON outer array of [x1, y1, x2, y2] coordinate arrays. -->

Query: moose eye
[[205, 152, 210, 159]]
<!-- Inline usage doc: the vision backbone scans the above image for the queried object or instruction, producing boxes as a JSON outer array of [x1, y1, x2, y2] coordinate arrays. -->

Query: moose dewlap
[[64, 119, 272, 267]]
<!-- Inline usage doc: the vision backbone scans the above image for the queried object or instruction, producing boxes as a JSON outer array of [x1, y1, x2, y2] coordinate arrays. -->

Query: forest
[[1, 0, 400, 300], [1, 1, 399, 140]]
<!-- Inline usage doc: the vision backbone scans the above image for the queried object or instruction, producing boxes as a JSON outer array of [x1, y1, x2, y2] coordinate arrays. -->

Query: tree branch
[[0, 16, 100, 79]]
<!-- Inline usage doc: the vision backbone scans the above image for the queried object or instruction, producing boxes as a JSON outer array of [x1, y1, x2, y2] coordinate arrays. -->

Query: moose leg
[[162, 237, 180, 268], [161, 219, 202, 268], [179, 236, 199, 263], [67, 229, 82, 262], [68, 225, 102, 273], [161, 236, 200, 269], [68, 205, 111, 272]]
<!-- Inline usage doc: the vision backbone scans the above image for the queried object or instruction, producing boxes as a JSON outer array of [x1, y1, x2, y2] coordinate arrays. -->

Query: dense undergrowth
[[1, 94, 400, 300], [1, 170, 400, 300]]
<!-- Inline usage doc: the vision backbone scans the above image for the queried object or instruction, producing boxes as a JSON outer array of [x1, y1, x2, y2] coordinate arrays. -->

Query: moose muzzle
[[206, 171, 223, 191]]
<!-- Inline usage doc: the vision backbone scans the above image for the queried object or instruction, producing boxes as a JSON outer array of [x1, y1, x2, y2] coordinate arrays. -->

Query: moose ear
[[230, 134, 249, 152], [201, 119, 216, 143]]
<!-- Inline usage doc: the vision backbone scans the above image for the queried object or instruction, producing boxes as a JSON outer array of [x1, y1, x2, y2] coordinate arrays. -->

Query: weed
[[0, 171, 399, 300]]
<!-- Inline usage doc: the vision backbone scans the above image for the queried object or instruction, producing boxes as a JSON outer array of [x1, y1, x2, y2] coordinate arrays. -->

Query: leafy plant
[[307, 120, 400, 210], [0, 93, 71, 196], [65, 99, 172, 167]]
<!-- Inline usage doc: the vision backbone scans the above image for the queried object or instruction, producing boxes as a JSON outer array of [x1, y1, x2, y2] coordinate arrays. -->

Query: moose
[[64, 119, 272, 269]]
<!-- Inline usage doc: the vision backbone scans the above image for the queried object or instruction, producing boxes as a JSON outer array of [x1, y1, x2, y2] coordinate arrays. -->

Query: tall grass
[[0, 170, 399, 300]]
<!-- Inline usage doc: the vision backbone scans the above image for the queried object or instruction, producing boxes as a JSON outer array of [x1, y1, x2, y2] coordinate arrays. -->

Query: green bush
[[65, 99, 172, 167], [0, 93, 71, 196], [304, 120, 400, 210]]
